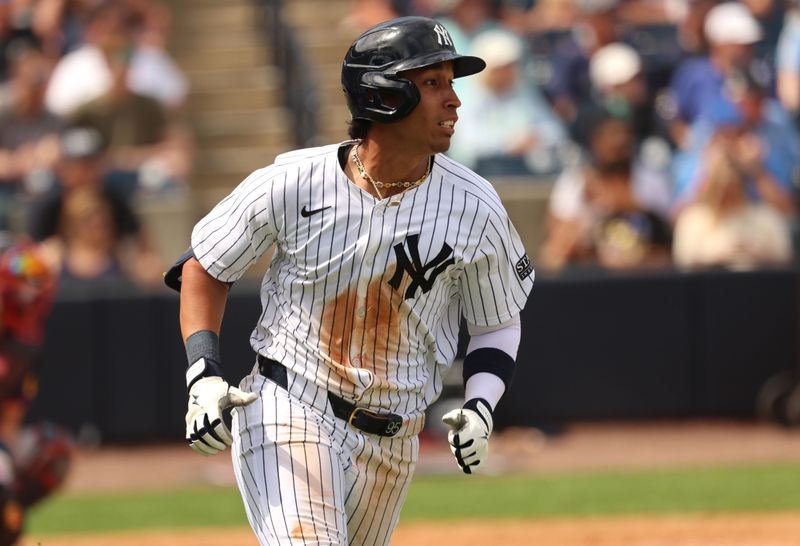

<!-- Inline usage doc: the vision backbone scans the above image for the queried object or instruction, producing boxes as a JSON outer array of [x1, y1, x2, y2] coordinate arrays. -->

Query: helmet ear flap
[[358, 72, 420, 123]]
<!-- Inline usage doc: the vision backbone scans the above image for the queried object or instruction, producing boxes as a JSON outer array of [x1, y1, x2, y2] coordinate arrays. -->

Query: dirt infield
[[21, 513, 800, 546], [28, 419, 800, 545]]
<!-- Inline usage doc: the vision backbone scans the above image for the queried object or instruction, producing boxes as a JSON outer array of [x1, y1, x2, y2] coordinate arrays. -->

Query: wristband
[[463, 398, 493, 431], [185, 330, 224, 390], [463, 347, 515, 390]]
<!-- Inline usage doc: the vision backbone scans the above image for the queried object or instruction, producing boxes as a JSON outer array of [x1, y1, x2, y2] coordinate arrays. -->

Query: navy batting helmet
[[341, 17, 485, 124]]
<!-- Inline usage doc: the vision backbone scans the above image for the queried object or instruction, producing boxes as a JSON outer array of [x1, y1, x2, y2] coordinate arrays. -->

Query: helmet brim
[[388, 51, 486, 79]]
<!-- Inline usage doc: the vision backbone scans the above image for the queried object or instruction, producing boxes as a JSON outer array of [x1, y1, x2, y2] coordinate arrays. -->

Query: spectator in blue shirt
[[671, 65, 798, 219], [776, 0, 800, 123], [664, 2, 767, 148]]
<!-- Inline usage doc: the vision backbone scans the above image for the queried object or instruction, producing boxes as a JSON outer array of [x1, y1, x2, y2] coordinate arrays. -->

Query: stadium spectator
[[672, 134, 792, 269], [497, 0, 535, 35], [0, 0, 65, 73], [613, 0, 684, 25], [124, 0, 173, 47], [68, 30, 191, 198], [776, 0, 800, 124], [432, 0, 497, 56], [674, 0, 718, 57], [0, 45, 61, 231], [546, 0, 623, 124], [342, 0, 401, 34], [742, 0, 785, 66], [447, 29, 567, 176], [45, 186, 124, 280], [42, 185, 160, 283], [27, 126, 161, 284], [51, 0, 110, 55], [663, 1, 766, 147], [122, 0, 188, 110], [539, 114, 672, 271], [671, 65, 799, 219], [44, 0, 187, 117], [573, 42, 672, 152], [526, 0, 575, 32]]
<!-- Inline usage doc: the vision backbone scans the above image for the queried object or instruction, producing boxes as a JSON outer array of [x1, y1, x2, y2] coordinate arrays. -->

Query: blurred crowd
[[0, 0, 191, 287], [352, 0, 800, 273], [0, 3, 195, 533], [3, 0, 800, 282]]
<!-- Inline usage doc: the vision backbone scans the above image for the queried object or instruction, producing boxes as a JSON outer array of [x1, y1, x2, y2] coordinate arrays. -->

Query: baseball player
[[0, 240, 74, 545], [167, 16, 534, 546]]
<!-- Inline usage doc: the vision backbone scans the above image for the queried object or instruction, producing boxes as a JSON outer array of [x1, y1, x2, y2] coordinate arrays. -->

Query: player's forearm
[[443, 317, 521, 474], [179, 258, 229, 341], [464, 373, 506, 410], [463, 315, 521, 408]]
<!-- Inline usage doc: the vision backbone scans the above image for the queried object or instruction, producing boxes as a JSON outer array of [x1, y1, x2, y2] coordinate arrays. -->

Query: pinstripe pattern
[[193, 142, 532, 544], [232, 367, 418, 545]]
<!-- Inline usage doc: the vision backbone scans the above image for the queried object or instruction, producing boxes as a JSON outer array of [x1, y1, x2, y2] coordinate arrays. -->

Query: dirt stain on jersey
[[320, 273, 413, 384], [290, 522, 308, 539]]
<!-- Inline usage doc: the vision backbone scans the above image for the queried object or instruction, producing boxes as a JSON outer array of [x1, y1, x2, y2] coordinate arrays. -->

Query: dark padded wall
[[27, 270, 797, 441]]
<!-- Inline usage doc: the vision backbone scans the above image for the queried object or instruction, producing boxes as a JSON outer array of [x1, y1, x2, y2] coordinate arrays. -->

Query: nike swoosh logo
[[301, 205, 331, 217]]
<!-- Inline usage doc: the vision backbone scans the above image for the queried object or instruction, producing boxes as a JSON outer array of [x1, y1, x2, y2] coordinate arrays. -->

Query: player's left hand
[[185, 376, 257, 456], [441, 398, 493, 474]]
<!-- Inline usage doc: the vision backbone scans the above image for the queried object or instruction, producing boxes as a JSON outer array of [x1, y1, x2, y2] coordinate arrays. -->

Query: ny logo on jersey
[[433, 24, 453, 47], [388, 234, 455, 300]]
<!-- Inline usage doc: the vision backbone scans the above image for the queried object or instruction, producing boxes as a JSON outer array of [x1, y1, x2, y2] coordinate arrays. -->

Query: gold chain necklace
[[351, 144, 431, 200]]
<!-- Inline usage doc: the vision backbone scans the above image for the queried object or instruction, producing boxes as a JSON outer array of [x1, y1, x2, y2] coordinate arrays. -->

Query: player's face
[[396, 62, 461, 154]]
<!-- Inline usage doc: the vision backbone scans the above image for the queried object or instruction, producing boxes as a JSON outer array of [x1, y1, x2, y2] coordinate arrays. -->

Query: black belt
[[257, 355, 403, 437]]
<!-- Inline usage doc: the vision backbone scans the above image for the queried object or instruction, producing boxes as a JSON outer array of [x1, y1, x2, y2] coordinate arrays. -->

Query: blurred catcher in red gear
[[0, 241, 56, 419], [0, 242, 56, 346], [0, 240, 73, 545]]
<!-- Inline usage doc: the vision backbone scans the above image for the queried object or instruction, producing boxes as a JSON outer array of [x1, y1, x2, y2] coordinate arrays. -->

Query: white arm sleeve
[[466, 314, 521, 359], [463, 315, 521, 409], [464, 373, 506, 410]]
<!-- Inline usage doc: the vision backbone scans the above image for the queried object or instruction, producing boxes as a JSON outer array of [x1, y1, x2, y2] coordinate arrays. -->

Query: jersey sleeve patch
[[515, 254, 533, 281]]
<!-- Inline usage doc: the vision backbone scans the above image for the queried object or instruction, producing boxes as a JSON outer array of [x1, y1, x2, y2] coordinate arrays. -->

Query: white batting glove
[[441, 398, 493, 474], [185, 364, 257, 456]]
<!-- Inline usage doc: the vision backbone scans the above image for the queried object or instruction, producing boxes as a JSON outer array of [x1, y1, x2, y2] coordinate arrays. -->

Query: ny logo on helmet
[[433, 24, 453, 46]]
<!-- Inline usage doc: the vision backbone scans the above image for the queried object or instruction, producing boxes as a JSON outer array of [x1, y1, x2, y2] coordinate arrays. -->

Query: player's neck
[[352, 139, 431, 199]]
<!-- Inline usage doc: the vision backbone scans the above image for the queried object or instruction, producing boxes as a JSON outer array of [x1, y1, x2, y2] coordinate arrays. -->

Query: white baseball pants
[[231, 371, 419, 546]]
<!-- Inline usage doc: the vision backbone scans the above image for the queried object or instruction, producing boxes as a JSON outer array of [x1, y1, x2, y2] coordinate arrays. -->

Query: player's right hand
[[185, 376, 257, 456]]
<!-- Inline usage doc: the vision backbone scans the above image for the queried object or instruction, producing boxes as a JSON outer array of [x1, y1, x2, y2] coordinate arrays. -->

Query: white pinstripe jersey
[[192, 142, 534, 422]]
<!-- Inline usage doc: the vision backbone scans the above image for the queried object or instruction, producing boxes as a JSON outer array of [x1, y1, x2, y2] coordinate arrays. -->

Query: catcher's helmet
[[342, 17, 485, 124]]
